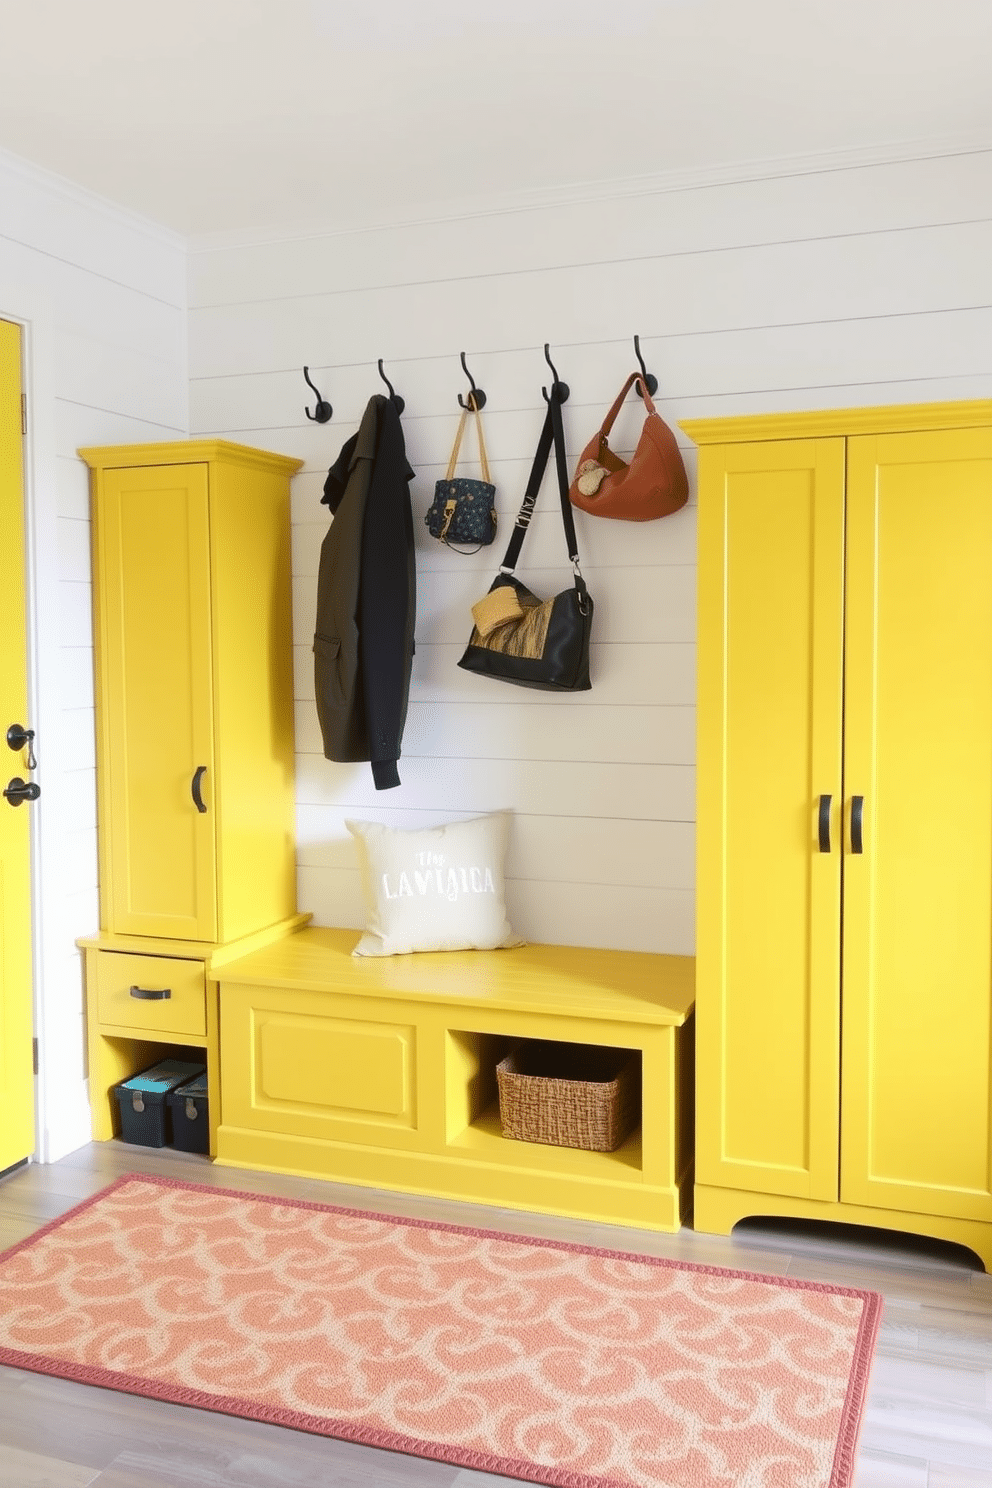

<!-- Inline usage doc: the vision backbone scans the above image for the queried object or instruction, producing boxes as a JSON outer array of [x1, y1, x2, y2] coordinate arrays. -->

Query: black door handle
[[851, 795, 864, 854], [3, 776, 40, 807], [129, 984, 172, 1000], [818, 794, 832, 852], [191, 766, 208, 813]]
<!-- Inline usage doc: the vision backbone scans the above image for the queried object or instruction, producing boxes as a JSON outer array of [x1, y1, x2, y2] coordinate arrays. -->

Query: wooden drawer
[[95, 952, 206, 1037]]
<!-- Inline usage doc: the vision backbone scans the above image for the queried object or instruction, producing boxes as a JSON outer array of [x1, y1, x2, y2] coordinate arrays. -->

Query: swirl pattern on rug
[[0, 1176, 880, 1488]]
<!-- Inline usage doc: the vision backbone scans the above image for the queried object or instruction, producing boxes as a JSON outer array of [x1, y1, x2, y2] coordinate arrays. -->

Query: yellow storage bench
[[210, 927, 695, 1232]]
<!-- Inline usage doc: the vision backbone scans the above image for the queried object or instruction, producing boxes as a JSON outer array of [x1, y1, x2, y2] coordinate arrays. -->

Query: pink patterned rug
[[0, 1176, 879, 1488]]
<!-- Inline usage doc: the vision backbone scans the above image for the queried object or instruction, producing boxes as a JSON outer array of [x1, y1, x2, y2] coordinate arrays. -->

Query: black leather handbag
[[425, 395, 497, 551], [458, 390, 592, 692]]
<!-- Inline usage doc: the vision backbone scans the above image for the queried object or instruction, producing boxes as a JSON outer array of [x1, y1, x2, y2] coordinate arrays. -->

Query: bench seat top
[[208, 926, 695, 1027]]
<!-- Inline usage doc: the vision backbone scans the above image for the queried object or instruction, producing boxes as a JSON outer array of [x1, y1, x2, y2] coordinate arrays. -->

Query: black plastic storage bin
[[113, 1060, 206, 1147], [167, 1070, 210, 1154]]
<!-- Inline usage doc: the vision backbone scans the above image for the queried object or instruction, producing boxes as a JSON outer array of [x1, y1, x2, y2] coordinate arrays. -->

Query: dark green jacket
[[313, 395, 415, 789]]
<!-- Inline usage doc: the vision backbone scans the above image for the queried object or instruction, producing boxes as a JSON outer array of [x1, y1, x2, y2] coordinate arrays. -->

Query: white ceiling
[[1, 0, 991, 238]]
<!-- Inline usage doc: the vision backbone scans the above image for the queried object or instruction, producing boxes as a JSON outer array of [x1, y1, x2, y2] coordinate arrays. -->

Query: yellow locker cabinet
[[682, 401, 992, 1270], [78, 441, 306, 1151], [80, 441, 302, 943]]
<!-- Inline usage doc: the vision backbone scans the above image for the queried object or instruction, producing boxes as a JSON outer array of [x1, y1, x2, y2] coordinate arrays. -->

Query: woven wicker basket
[[496, 1040, 639, 1153]]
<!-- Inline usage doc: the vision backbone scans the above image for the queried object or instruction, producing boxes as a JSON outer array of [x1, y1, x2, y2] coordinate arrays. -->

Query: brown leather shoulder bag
[[569, 372, 688, 521]]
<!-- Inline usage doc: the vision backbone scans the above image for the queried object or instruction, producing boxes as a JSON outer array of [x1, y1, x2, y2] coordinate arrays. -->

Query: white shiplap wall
[[187, 146, 992, 956], [0, 150, 188, 1159]]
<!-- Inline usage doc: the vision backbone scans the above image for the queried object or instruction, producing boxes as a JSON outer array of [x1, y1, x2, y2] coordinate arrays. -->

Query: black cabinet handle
[[818, 794, 832, 853], [129, 984, 172, 1000], [191, 765, 208, 813], [851, 795, 864, 854]]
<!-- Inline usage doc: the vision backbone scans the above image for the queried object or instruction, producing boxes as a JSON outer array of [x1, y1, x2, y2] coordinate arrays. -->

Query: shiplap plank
[[61, 827, 98, 898], [57, 713, 96, 777], [56, 457, 93, 521], [187, 150, 992, 305], [187, 220, 992, 378], [0, 156, 186, 303], [57, 516, 90, 583], [293, 565, 695, 648], [294, 754, 693, 823], [54, 331, 188, 430], [293, 641, 697, 708], [295, 700, 694, 766], [52, 886, 100, 952], [54, 404, 187, 461], [57, 765, 97, 836], [295, 804, 694, 892], [296, 864, 695, 955], [55, 646, 96, 712], [55, 580, 93, 650], [19, 250, 186, 362], [292, 512, 698, 585]]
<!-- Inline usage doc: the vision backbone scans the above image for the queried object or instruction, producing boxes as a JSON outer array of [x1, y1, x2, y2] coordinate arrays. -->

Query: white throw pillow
[[346, 814, 523, 956]]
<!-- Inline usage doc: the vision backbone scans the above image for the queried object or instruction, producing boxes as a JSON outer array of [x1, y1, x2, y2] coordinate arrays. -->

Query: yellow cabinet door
[[96, 464, 217, 940], [696, 438, 845, 1200], [842, 427, 992, 1222]]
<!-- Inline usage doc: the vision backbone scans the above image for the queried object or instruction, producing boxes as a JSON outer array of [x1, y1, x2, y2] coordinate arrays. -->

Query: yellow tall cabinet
[[78, 441, 307, 1153], [682, 401, 992, 1270]]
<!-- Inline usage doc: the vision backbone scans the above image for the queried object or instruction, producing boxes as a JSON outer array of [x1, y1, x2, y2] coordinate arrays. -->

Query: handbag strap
[[499, 393, 587, 609], [598, 371, 658, 442], [444, 393, 492, 483]]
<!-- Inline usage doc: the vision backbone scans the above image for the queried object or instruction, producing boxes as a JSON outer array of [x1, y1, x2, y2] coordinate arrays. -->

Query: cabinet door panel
[[842, 428, 992, 1220], [98, 465, 217, 940], [220, 983, 425, 1149], [696, 439, 845, 1199]]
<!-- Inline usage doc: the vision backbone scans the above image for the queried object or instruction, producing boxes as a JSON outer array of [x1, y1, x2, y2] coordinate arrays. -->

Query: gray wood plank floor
[[0, 1143, 989, 1487]]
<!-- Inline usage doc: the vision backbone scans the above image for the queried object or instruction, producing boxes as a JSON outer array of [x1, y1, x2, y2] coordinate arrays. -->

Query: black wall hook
[[377, 359, 405, 414], [633, 335, 659, 397], [456, 352, 487, 411], [303, 366, 333, 423], [542, 342, 570, 404]]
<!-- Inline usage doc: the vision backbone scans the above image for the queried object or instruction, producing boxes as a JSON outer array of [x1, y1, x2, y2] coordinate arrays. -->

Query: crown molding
[[0, 146, 186, 253], [187, 130, 992, 254], [681, 399, 992, 445], [77, 439, 303, 474]]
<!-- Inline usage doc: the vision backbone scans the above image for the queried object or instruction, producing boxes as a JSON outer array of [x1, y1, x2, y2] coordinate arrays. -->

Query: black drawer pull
[[851, 795, 864, 854], [129, 984, 172, 1001], [191, 765, 208, 813], [817, 794, 832, 853]]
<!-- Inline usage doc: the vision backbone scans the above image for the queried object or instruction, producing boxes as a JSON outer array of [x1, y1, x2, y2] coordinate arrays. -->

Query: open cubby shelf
[[445, 1028, 644, 1178]]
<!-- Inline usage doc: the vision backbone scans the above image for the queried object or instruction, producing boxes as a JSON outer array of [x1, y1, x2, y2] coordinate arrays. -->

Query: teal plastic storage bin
[[113, 1059, 206, 1147]]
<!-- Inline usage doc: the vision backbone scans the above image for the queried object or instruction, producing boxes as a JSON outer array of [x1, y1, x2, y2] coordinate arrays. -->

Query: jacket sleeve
[[358, 401, 416, 790]]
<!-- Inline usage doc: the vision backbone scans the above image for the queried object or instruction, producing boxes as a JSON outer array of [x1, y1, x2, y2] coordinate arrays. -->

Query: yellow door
[[0, 319, 36, 1169], [842, 427, 992, 1221], [96, 464, 217, 940], [696, 438, 845, 1200]]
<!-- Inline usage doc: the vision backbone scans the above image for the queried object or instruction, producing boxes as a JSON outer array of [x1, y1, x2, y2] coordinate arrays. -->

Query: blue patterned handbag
[[425, 396, 497, 551]]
